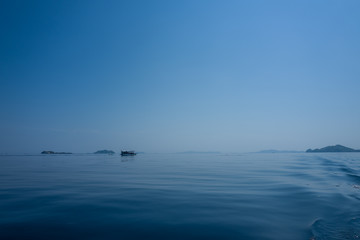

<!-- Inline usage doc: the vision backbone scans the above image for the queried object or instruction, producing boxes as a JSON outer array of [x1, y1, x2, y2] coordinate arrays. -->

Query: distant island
[[306, 145, 360, 153], [256, 150, 304, 153], [94, 150, 115, 154], [41, 151, 72, 154]]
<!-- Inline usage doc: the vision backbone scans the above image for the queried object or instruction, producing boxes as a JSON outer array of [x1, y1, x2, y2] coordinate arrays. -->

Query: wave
[[311, 216, 360, 240]]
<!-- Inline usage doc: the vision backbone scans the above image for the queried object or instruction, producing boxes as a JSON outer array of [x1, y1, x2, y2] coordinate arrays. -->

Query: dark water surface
[[1, 153, 360, 239]]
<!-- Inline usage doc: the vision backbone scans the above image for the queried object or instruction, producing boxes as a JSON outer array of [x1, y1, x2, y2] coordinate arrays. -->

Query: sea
[[1, 153, 360, 240]]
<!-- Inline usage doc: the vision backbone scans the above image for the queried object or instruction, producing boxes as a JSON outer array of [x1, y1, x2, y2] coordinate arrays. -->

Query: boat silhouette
[[121, 151, 136, 156]]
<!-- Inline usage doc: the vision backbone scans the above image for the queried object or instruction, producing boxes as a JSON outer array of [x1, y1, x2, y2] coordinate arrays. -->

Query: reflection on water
[[121, 155, 136, 162], [0, 153, 359, 239]]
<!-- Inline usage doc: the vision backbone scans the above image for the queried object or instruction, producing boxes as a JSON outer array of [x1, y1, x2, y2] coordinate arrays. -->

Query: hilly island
[[306, 145, 360, 153]]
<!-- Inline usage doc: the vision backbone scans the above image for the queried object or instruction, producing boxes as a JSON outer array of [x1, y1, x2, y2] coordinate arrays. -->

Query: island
[[94, 150, 115, 154], [306, 145, 360, 153], [41, 151, 72, 154], [256, 150, 304, 153]]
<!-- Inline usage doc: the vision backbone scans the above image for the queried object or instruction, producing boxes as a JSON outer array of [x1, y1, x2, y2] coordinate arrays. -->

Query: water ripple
[[1, 153, 360, 239]]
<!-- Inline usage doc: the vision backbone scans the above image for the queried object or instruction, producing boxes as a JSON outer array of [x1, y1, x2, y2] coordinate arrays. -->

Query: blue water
[[1, 153, 360, 240]]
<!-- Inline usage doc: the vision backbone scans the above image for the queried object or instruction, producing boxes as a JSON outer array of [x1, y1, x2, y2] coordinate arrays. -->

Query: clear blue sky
[[1, 0, 360, 154]]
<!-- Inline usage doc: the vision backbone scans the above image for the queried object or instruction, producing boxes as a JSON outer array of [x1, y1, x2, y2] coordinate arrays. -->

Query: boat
[[121, 151, 136, 156]]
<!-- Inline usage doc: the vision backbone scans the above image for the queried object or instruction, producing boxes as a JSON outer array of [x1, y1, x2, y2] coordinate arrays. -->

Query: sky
[[1, 0, 360, 154]]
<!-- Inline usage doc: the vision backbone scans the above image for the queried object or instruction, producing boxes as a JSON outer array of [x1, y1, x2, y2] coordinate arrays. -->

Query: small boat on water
[[121, 151, 136, 156]]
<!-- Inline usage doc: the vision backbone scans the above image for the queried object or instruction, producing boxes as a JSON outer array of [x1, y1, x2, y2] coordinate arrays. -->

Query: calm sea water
[[1, 153, 360, 240]]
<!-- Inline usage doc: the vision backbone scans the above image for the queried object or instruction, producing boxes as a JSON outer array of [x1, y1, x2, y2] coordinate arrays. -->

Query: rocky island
[[41, 151, 72, 154], [306, 145, 360, 153], [94, 150, 115, 154]]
